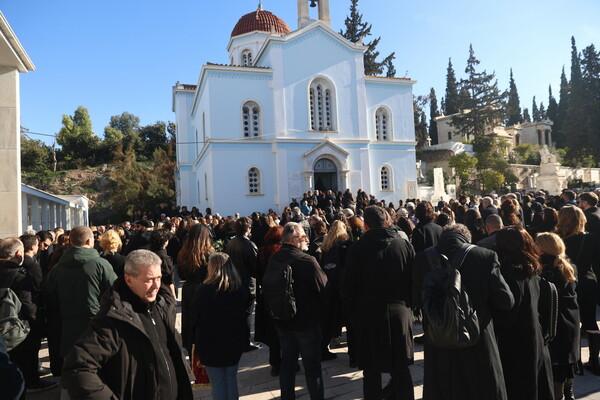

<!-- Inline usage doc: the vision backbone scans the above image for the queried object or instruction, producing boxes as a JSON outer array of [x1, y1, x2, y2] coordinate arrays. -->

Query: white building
[[21, 184, 89, 232], [172, 0, 417, 216]]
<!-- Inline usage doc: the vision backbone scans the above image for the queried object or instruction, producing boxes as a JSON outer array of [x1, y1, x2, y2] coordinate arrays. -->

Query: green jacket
[[44, 246, 117, 357]]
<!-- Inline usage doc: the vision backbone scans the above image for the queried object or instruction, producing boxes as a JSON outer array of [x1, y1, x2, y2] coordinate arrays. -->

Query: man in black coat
[[476, 214, 504, 251], [578, 192, 600, 236], [480, 196, 499, 222], [225, 216, 259, 351], [412, 224, 515, 400], [62, 250, 193, 399], [268, 222, 328, 400], [411, 202, 443, 253], [0, 238, 56, 392], [342, 206, 416, 400], [122, 220, 151, 255]]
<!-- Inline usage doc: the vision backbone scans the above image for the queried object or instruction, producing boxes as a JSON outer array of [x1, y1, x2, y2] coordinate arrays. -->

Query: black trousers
[[363, 365, 414, 400], [9, 325, 42, 385]]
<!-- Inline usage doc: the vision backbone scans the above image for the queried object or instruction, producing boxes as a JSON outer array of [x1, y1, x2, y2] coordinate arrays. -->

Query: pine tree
[[532, 96, 540, 122], [340, 0, 395, 76], [384, 53, 396, 77], [451, 45, 506, 141], [546, 85, 558, 122], [444, 58, 460, 114], [428, 88, 440, 144], [523, 108, 531, 122], [414, 95, 429, 147], [505, 68, 522, 126]]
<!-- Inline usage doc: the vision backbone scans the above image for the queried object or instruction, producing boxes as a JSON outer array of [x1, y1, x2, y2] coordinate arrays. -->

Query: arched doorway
[[314, 158, 338, 192]]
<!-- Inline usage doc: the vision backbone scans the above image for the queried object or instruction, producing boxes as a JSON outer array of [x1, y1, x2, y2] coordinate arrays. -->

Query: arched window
[[380, 165, 392, 191], [309, 78, 336, 131], [248, 167, 261, 195], [375, 107, 391, 141], [242, 101, 261, 138], [241, 49, 252, 66]]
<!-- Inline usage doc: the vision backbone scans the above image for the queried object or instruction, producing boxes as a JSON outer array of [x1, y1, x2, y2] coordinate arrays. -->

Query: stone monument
[[536, 145, 566, 195], [432, 167, 448, 201]]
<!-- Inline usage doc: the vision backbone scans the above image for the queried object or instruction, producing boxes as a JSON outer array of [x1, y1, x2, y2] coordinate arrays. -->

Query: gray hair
[[0, 238, 24, 260], [124, 249, 162, 277], [441, 223, 472, 243], [282, 222, 303, 243], [291, 207, 302, 217], [482, 196, 493, 206]]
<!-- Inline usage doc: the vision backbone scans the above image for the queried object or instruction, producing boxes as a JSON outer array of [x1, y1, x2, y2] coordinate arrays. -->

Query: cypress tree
[[582, 44, 600, 161], [444, 59, 460, 114], [340, 0, 396, 76], [523, 108, 531, 122], [506, 68, 522, 126], [539, 102, 546, 120], [429, 88, 440, 144], [554, 67, 570, 147], [451, 44, 506, 141], [546, 85, 558, 122], [532, 96, 540, 122]]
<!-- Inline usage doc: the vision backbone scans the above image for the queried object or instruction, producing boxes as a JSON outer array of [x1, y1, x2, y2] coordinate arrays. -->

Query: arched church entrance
[[314, 158, 338, 192]]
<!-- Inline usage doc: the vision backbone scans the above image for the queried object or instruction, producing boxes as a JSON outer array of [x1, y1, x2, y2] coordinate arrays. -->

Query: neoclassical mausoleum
[[172, 0, 417, 215]]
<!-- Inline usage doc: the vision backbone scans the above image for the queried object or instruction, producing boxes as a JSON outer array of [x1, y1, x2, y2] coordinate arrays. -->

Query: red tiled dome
[[231, 9, 291, 37]]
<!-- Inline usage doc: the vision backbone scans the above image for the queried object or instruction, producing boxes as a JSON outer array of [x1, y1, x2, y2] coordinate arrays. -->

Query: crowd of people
[[1, 186, 599, 400]]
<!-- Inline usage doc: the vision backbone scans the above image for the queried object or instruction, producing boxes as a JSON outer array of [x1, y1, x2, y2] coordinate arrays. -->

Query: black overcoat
[[342, 227, 415, 371], [494, 266, 554, 400], [412, 235, 514, 400]]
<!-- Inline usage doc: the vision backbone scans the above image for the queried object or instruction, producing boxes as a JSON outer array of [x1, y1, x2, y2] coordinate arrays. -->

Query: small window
[[380, 166, 392, 191], [241, 49, 252, 66], [242, 101, 261, 138], [375, 107, 391, 141], [448, 132, 452, 140], [248, 167, 261, 194]]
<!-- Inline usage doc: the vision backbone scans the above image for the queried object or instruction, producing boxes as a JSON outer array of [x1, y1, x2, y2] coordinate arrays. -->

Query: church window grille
[[248, 167, 261, 194], [241, 50, 252, 66], [309, 78, 336, 131], [242, 102, 261, 138], [375, 107, 390, 141], [380, 166, 392, 191]]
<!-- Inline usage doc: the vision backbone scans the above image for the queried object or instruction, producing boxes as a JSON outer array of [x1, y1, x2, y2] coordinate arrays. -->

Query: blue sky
[[3, 0, 599, 144]]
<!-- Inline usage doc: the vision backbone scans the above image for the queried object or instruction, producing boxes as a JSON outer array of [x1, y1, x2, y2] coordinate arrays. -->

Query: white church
[[172, 0, 418, 216]]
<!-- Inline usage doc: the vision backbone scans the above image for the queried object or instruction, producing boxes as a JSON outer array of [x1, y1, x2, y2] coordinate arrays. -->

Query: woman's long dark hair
[[496, 226, 541, 276], [177, 223, 214, 277]]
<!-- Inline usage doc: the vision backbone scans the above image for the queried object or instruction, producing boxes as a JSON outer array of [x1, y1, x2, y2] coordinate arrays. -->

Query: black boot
[[584, 332, 600, 375], [553, 382, 564, 400], [564, 378, 574, 400]]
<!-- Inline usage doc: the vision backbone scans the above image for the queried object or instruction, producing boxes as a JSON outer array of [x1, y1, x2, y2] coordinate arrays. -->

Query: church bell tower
[[297, 0, 331, 29]]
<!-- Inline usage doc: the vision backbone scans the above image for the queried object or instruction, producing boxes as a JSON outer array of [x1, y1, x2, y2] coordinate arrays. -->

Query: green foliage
[[505, 68, 522, 126], [532, 96, 541, 121], [104, 112, 142, 155], [547, 85, 558, 122], [413, 95, 429, 147], [479, 170, 505, 192], [21, 134, 53, 173], [428, 88, 439, 144], [56, 106, 102, 167], [523, 108, 531, 122], [449, 152, 478, 181], [340, 0, 396, 76], [444, 58, 460, 115], [512, 144, 541, 165], [451, 45, 506, 140]]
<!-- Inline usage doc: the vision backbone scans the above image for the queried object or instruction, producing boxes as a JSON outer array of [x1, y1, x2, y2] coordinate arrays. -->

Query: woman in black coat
[[191, 252, 248, 400], [494, 226, 554, 400], [149, 229, 176, 298], [177, 224, 214, 355], [536, 232, 580, 400], [411, 202, 442, 253], [556, 205, 600, 375]]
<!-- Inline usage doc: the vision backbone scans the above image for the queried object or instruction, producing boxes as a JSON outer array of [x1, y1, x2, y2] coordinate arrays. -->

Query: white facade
[[21, 184, 89, 232], [173, 2, 417, 216]]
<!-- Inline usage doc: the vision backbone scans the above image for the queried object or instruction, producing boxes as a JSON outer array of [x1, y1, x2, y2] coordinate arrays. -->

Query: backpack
[[0, 271, 31, 351], [262, 259, 296, 322], [421, 244, 480, 349], [538, 273, 558, 344]]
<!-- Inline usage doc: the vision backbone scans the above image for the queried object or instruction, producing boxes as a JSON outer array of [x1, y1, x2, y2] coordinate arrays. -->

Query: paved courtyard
[[31, 302, 600, 399]]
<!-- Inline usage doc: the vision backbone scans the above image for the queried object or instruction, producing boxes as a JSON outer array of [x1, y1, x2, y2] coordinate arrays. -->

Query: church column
[[318, 0, 331, 27], [49, 203, 56, 229], [31, 197, 39, 231], [340, 170, 350, 191], [304, 171, 314, 192], [61, 205, 68, 229], [21, 192, 28, 232]]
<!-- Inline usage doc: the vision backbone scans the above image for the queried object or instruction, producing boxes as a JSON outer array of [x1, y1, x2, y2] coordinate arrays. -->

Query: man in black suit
[[578, 192, 600, 236], [480, 196, 499, 222]]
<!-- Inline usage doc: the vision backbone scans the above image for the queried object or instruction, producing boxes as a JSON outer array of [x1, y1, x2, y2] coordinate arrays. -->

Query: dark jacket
[[0, 261, 36, 324], [411, 221, 442, 253], [412, 234, 514, 400], [178, 264, 208, 355], [123, 231, 150, 256], [22, 255, 43, 294], [101, 252, 126, 278], [191, 282, 248, 367], [584, 206, 600, 237], [342, 227, 415, 371], [268, 244, 327, 331], [62, 279, 193, 400], [225, 234, 258, 286], [0, 335, 24, 400], [480, 204, 499, 222], [476, 231, 498, 251], [493, 266, 553, 400], [540, 255, 580, 366], [44, 246, 117, 356], [154, 249, 174, 286]]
